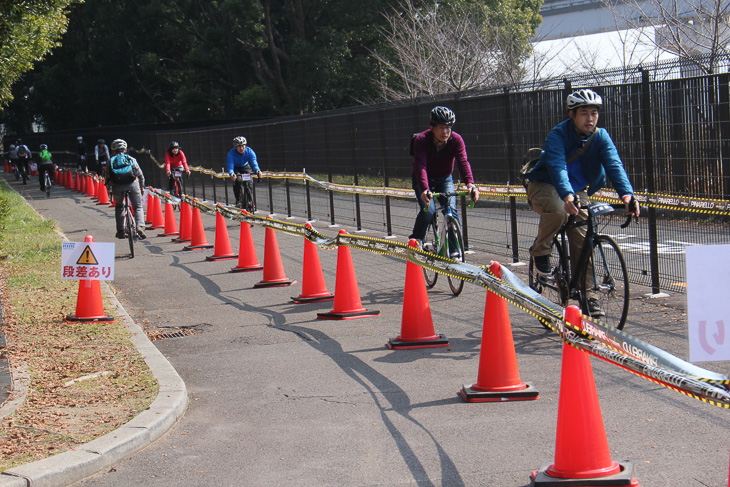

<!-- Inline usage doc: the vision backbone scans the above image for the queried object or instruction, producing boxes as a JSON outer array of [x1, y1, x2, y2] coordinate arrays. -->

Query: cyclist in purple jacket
[[409, 106, 479, 256]]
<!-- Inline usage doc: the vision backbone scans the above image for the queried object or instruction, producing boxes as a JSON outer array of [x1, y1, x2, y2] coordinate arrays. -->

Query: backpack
[[110, 154, 136, 184], [407, 133, 419, 156], [519, 148, 544, 189], [17, 146, 28, 158], [519, 130, 599, 189]]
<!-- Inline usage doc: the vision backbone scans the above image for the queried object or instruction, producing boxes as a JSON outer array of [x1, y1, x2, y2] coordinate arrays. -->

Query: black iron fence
[[6, 55, 730, 294]]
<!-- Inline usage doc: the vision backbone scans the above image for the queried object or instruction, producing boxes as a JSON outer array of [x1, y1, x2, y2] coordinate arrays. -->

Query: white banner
[[686, 244, 730, 362]]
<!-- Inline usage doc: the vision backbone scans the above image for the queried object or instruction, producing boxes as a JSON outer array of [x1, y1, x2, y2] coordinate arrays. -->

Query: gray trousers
[[112, 182, 145, 233], [528, 180, 595, 298]]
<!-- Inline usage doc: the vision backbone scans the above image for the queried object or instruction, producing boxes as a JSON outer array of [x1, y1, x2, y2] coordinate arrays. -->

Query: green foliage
[[0, 0, 80, 107], [4, 0, 410, 130]]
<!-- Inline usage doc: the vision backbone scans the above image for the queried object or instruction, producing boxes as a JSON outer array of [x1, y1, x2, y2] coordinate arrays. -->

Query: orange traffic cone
[[65, 235, 114, 323], [230, 214, 263, 272], [145, 192, 153, 225], [531, 305, 639, 486], [318, 230, 379, 320], [96, 181, 111, 205], [158, 200, 179, 237], [148, 196, 165, 229], [388, 239, 447, 348], [86, 176, 96, 198], [173, 201, 192, 243], [254, 217, 296, 287], [460, 261, 539, 401], [206, 211, 238, 261], [291, 223, 334, 303], [183, 202, 214, 250]]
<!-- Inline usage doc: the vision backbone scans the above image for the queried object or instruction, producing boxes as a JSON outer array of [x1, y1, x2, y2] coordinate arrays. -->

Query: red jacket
[[165, 150, 189, 172]]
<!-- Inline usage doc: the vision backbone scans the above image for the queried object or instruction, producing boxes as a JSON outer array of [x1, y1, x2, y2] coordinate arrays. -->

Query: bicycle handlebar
[[574, 203, 637, 229], [422, 191, 476, 212]]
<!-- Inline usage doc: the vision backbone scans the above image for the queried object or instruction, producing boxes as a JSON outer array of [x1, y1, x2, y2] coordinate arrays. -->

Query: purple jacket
[[412, 129, 474, 193]]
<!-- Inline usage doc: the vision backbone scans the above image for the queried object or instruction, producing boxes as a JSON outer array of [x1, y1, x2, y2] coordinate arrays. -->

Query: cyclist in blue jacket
[[227, 136, 262, 209], [526, 89, 640, 317]]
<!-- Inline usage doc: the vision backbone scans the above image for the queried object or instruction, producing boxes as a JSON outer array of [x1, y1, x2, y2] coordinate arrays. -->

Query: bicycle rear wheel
[[45, 175, 51, 198], [422, 217, 439, 288], [446, 218, 465, 296], [125, 209, 135, 258], [528, 243, 569, 330], [14, 166, 19, 181], [580, 235, 629, 330]]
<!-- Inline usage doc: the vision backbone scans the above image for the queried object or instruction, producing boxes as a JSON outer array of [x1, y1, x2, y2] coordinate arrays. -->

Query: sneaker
[[449, 250, 462, 260], [234, 198, 241, 208], [115, 231, 126, 239], [534, 255, 552, 275], [587, 298, 606, 318], [136, 227, 147, 240]]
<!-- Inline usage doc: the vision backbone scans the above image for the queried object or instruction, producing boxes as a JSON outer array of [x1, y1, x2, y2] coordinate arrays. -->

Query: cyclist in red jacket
[[165, 141, 190, 195]]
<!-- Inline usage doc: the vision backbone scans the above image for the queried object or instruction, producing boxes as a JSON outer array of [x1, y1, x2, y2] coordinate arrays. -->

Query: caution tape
[[146, 187, 730, 408]]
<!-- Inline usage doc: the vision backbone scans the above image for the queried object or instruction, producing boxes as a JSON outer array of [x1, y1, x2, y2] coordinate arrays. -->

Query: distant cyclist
[[95, 139, 110, 179], [409, 106, 479, 255], [108, 139, 146, 240], [37, 144, 54, 192], [76, 136, 88, 172], [524, 88, 640, 317], [227, 136, 262, 209], [14, 140, 31, 185], [165, 141, 190, 195]]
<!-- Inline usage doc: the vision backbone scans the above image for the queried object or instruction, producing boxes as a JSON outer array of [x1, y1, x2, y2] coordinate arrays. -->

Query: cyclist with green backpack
[[108, 139, 146, 240]]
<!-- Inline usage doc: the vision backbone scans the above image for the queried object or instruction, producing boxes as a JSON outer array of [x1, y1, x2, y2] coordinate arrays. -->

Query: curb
[[0, 283, 188, 487]]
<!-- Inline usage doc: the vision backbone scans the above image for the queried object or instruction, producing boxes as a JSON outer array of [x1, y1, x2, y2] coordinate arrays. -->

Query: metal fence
[[8, 55, 730, 294]]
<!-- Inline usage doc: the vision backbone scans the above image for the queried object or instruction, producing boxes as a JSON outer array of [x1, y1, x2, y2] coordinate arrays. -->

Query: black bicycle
[[170, 169, 185, 199], [235, 172, 256, 213], [122, 190, 139, 258], [528, 201, 636, 330], [422, 191, 473, 296]]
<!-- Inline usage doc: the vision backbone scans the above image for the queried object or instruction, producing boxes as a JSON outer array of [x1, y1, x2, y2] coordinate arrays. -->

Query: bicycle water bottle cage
[[587, 202, 614, 217]]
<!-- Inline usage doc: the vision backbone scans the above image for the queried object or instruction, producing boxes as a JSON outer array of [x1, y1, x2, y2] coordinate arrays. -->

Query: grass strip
[[0, 179, 158, 470]]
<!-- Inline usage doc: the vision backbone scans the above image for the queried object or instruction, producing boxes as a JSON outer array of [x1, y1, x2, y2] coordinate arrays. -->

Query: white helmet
[[111, 139, 127, 152], [233, 136, 247, 146], [566, 89, 603, 110]]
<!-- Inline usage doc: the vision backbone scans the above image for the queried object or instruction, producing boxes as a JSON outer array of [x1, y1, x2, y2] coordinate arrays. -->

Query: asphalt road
[[8, 174, 730, 487]]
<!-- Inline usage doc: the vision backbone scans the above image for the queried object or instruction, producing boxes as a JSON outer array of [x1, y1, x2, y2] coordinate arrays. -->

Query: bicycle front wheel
[[422, 217, 439, 288], [528, 243, 569, 330], [580, 235, 629, 330], [125, 210, 135, 258], [446, 218, 465, 296]]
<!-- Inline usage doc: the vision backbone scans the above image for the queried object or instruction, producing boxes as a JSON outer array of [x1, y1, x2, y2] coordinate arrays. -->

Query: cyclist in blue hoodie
[[525, 89, 640, 317]]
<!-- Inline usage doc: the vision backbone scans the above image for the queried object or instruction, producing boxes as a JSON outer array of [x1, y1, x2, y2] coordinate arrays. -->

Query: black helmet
[[169, 141, 180, 150], [566, 89, 603, 111], [429, 106, 456, 126], [97, 139, 105, 144]]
